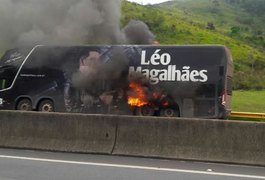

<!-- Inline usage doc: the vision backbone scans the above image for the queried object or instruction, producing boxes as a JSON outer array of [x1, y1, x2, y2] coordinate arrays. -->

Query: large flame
[[128, 82, 148, 107]]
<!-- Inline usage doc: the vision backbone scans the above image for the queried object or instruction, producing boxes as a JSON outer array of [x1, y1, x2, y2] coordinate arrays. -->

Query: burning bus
[[0, 45, 233, 119]]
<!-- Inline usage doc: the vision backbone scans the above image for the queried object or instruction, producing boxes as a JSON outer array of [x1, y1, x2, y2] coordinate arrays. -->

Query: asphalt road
[[0, 148, 264, 180]]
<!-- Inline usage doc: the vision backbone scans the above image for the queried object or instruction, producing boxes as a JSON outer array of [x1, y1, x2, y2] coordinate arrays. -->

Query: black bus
[[0, 45, 233, 118]]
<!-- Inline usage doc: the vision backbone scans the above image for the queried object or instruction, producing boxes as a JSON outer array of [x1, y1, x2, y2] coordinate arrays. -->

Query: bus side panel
[[128, 45, 228, 118], [1, 45, 232, 119], [15, 68, 66, 111]]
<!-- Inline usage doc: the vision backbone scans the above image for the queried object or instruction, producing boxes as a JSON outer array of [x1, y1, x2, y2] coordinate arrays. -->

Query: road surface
[[0, 148, 264, 180]]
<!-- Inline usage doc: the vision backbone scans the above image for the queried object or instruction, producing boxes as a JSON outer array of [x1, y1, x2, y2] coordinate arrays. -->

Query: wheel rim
[[20, 103, 31, 111], [38, 100, 54, 112], [17, 99, 32, 111], [139, 106, 154, 116], [160, 108, 178, 117], [164, 108, 174, 117], [41, 104, 53, 112]]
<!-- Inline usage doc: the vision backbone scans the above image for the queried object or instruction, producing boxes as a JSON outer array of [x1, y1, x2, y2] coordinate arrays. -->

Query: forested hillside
[[121, 0, 265, 90]]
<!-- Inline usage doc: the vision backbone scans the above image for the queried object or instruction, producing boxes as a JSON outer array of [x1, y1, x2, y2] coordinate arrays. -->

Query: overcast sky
[[127, 0, 171, 5]]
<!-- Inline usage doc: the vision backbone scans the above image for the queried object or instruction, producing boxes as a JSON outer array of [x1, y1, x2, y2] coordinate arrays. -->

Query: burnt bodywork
[[0, 45, 233, 118]]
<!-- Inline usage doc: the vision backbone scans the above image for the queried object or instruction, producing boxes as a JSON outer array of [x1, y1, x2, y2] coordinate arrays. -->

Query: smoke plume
[[0, 0, 155, 52], [123, 20, 155, 44]]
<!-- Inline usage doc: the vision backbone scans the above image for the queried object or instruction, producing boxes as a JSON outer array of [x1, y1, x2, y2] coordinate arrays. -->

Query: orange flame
[[128, 82, 148, 107]]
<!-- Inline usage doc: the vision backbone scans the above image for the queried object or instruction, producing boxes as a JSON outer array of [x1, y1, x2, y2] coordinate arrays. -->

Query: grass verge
[[232, 90, 265, 113]]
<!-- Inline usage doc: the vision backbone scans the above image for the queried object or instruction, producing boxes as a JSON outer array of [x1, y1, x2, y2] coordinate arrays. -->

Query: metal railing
[[230, 111, 265, 120]]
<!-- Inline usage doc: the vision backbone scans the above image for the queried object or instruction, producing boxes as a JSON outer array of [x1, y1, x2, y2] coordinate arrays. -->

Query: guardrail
[[230, 111, 265, 120]]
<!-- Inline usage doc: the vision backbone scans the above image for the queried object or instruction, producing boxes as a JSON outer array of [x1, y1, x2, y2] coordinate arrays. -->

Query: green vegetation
[[122, 0, 265, 114], [121, 0, 265, 90], [232, 90, 265, 113]]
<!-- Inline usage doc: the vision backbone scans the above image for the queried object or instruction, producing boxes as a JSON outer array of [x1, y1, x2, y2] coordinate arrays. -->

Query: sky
[[127, 0, 171, 5]]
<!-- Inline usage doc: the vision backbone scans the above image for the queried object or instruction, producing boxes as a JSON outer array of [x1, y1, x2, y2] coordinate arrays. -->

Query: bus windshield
[[0, 66, 19, 90], [0, 48, 28, 90], [0, 48, 27, 67]]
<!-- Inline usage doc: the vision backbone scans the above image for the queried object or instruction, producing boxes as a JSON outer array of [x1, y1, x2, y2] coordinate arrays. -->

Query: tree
[[230, 26, 240, 36], [206, 22, 215, 30]]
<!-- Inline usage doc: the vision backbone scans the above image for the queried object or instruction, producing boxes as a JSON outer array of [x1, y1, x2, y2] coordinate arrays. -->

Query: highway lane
[[0, 148, 264, 180]]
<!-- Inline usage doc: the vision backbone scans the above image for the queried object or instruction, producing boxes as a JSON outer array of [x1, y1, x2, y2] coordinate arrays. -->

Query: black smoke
[[123, 20, 155, 44], [0, 0, 155, 53]]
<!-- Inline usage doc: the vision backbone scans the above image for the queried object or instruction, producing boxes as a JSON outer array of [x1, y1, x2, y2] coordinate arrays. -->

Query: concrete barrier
[[0, 111, 117, 154], [0, 111, 264, 166], [113, 116, 265, 166]]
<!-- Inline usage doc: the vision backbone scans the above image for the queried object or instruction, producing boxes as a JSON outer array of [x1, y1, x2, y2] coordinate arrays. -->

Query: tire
[[38, 99, 54, 112], [16, 99, 32, 111], [160, 108, 179, 117], [136, 106, 155, 116]]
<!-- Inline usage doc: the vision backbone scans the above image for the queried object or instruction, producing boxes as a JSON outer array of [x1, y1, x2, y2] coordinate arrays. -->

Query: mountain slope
[[121, 0, 265, 89]]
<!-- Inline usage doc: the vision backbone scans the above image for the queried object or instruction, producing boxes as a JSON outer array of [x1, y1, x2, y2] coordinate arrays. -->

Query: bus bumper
[[0, 98, 14, 110]]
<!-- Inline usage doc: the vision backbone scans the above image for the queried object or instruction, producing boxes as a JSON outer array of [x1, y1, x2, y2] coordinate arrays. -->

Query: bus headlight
[[0, 98, 3, 105]]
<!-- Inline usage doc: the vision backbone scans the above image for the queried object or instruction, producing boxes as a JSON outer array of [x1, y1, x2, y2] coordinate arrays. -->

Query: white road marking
[[0, 155, 264, 179]]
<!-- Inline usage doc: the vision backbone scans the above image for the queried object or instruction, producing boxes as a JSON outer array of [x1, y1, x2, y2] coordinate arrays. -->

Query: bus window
[[195, 84, 216, 98], [0, 79, 6, 90], [219, 66, 224, 76]]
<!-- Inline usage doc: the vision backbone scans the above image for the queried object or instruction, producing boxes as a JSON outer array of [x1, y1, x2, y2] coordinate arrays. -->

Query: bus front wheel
[[38, 99, 54, 112], [16, 99, 32, 111]]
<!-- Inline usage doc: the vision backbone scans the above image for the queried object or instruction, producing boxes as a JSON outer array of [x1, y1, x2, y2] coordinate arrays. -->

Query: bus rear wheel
[[38, 100, 54, 112], [136, 106, 155, 116], [160, 108, 179, 117], [16, 99, 32, 111]]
